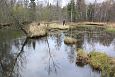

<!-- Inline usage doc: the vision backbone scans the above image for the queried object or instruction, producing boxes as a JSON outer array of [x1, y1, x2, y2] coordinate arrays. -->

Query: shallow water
[[0, 27, 115, 77]]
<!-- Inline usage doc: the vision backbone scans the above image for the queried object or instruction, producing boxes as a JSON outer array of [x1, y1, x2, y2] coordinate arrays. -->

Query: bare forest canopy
[[0, 0, 115, 25]]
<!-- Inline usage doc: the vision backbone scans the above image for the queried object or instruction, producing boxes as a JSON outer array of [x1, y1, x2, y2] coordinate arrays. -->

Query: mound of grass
[[25, 22, 47, 38], [76, 49, 115, 77], [76, 49, 89, 64], [110, 58, 115, 77], [89, 52, 111, 77], [89, 52, 110, 70], [64, 36, 77, 45]]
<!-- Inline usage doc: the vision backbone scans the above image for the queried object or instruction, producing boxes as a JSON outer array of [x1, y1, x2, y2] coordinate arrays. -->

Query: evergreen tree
[[67, 0, 76, 22]]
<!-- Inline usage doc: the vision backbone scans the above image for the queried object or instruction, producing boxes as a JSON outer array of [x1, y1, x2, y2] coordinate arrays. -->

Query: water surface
[[0, 27, 115, 77]]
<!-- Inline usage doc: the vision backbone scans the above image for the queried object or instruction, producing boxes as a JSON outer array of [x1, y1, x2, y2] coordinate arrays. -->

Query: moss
[[89, 52, 110, 70], [89, 52, 111, 77], [64, 36, 77, 45], [76, 49, 115, 77], [106, 28, 115, 32]]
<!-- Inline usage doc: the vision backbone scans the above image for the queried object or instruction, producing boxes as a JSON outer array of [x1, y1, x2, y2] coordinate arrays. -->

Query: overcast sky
[[36, 0, 105, 7]]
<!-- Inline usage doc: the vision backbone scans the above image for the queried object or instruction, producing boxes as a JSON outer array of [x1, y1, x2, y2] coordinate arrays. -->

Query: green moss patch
[[89, 52, 110, 71], [106, 28, 115, 32], [76, 49, 115, 77]]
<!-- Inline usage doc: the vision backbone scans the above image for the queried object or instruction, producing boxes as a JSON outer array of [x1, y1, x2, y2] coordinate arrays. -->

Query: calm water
[[0, 27, 115, 77]]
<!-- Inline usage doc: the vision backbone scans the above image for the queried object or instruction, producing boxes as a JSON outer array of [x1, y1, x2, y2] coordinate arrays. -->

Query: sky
[[87, 0, 105, 3], [37, 0, 105, 6]]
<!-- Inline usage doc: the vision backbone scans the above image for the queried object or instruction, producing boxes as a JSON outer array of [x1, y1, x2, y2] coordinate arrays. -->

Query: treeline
[[0, 0, 36, 24], [67, 0, 115, 22], [0, 0, 63, 24], [0, 0, 115, 24]]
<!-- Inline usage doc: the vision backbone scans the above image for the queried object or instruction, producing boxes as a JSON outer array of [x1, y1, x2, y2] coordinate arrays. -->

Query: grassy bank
[[76, 49, 115, 77]]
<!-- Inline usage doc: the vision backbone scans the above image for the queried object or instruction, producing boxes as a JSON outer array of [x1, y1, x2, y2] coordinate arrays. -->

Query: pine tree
[[67, 0, 76, 22]]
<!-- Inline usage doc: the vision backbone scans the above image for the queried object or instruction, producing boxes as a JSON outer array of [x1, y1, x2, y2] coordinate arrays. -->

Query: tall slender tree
[[67, 0, 76, 22]]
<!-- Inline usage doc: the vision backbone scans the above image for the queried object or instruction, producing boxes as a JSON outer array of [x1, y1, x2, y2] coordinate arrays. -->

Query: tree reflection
[[67, 45, 76, 63], [25, 38, 36, 50], [46, 37, 60, 75], [54, 33, 62, 50], [86, 30, 115, 47], [0, 37, 28, 77]]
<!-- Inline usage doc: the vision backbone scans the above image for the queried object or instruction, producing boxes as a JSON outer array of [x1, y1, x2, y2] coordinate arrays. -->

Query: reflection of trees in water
[[86, 32, 115, 46], [66, 28, 115, 48], [49, 31, 63, 50], [46, 37, 60, 75], [24, 37, 47, 50], [67, 45, 76, 63], [0, 38, 14, 77], [112, 39, 115, 50], [25, 38, 36, 49], [65, 30, 84, 49], [0, 38, 28, 77], [54, 33, 62, 50]]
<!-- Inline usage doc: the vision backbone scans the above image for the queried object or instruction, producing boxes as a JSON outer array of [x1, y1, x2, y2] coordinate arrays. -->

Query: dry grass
[[64, 36, 77, 44], [89, 52, 110, 70], [24, 22, 47, 38], [48, 23, 70, 30], [67, 22, 106, 26]]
